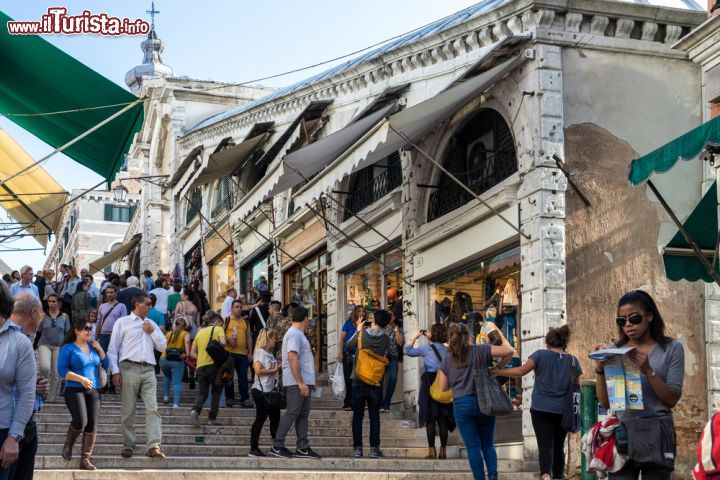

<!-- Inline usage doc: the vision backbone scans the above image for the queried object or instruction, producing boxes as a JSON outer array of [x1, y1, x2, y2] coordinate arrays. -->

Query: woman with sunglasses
[[594, 290, 684, 479], [57, 318, 109, 470], [36, 293, 70, 402], [160, 317, 190, 407]]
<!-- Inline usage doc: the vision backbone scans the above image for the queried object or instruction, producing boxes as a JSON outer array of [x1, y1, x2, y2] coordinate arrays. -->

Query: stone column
[[517, 43, 568, 470]]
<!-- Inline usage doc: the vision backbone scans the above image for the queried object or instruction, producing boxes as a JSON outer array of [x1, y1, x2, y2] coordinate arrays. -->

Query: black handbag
[[165, 348, 184, 362], [206, 326, 229, 365], [561, 355, 581, 433], [259, 380, 286, 409], [473, 346, 513, 416]]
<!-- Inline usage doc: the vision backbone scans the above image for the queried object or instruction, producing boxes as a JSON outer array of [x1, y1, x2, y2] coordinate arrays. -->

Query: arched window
[[427, 109, 517, 222], [186, 188, 202, 225], [343, 152, 402, 220]]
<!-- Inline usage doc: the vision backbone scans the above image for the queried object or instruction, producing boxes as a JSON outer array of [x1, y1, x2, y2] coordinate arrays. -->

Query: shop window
[[285, 251, 328, 372], [428, 245, 522, 438], [427, 109, 517, 222], [184, 242, 203, 284], [241, 249, 273, 303], [186, 188, 202, 225], [343, 151, 402, 220], [211, 177, 236, 219], [209, 250, 235, 312], [344, 249, 404, 323]]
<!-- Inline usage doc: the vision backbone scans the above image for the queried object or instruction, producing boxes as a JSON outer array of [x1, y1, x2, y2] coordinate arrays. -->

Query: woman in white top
[[248, 329, 280, 457]]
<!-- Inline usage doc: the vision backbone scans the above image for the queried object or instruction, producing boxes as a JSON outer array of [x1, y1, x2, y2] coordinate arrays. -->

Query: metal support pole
[[647, 180, 720, 287], [235, 215, 336, 292], [0, 97, 146, 191], [0, 178, 107, 245], [306, 199, 414, 290], [389, 124, 530, 240]]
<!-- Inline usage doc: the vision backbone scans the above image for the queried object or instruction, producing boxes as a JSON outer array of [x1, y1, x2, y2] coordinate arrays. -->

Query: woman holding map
[[594, 290, 685, 480]]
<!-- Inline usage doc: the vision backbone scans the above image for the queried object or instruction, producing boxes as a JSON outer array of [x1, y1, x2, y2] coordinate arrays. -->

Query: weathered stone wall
[[564, 123, 706, 467]]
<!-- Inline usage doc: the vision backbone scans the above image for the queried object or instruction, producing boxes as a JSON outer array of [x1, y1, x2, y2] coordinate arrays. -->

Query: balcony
[[427, 149, 517, 223], [343, 164, 402, 221]]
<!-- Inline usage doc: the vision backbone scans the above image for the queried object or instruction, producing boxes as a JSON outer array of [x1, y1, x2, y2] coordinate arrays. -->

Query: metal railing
[[343, 166, 402, 220], [427, 150, 517, 223]]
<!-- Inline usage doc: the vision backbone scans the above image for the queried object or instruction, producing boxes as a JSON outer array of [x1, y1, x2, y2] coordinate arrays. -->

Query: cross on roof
[[146, 2, 159, 29]]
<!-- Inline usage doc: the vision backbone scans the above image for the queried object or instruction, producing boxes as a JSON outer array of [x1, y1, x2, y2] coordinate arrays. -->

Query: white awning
[[292, 52, 527, 209], [229, 103, 397, 222], [183, 133, 268, 195], [89, 234, 141, 274]]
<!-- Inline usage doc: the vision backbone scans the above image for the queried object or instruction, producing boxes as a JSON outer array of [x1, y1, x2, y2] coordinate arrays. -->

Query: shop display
[[209, 250, 234, 312], [184, 243, 203, 284], [344, 249, 403, 320], [241, 249, 273, 303]]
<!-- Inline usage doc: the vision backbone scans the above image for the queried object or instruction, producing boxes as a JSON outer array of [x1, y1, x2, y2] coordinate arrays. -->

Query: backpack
[[695, 413, 720, 479], [450, 291, 473, 324], [354, 331, 388, 386], [205, 326, 229, 365]]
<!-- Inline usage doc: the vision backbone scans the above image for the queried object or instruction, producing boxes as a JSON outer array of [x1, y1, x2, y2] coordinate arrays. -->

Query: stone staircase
[[33, 376, 529, 479]]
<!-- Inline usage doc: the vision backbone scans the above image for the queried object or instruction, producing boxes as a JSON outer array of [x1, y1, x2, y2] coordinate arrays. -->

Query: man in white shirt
[[108, 291, 167, 460], [149, 279, 171, 328], [220, 288, 237, 319]]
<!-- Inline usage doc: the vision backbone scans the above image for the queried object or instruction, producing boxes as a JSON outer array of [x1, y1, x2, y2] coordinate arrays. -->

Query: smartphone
[[363, 321, 372, 327], [420, 329, 427, 335]]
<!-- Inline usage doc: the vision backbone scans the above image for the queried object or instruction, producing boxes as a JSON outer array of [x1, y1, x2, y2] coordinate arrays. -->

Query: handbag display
[[206, 326, 229, 365], [561, 355, 581, 433], [354, 330, 388, 386], [473, 346, 513, 416], [428, 344, 452, 404]]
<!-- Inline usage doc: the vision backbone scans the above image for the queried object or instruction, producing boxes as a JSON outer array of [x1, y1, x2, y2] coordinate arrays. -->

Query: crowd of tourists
[[0, 264, 698, 480]]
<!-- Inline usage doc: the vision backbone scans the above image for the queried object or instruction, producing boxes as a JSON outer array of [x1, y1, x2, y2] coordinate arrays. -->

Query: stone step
[[34, 470, 482, 480], [34, 455, 521, 473], [33, 413, 416, 429], [39, 404, 362, 418], [35, 422, 428, 439], [36, 444, 464, 458], [38, 433, 441, 449], [48, 395, 345, 408]]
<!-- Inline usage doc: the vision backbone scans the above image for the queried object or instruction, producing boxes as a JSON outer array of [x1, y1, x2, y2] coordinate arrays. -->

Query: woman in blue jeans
[[437, 323, 513, 480], [160, 317, 190, 407]]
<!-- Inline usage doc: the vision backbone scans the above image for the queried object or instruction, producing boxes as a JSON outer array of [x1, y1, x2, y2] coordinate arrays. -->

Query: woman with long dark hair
[[594, 290, 684, 479], [405, 323, 453, 459], [499, 325, 581, 480], [57, 318, 109, 470], [437, 323, 513, 480]]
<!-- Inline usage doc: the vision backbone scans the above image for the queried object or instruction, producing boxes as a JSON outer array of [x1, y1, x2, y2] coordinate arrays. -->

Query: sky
[[0, 0, 707, 271], [0, 0, 486, 270]]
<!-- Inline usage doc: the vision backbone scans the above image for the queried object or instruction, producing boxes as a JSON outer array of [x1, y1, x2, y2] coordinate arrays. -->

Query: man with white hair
[[10, 266, 39, 299], [4, 292, 45, 480], [108, 291, 167, 459], [117, 276, 144, 314]]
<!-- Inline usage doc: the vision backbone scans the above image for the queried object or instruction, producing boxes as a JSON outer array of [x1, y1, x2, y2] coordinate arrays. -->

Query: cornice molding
[[176, 0, 704, 154]]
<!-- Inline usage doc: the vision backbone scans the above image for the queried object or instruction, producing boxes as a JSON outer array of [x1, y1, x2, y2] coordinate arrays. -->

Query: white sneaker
[[172, 404, 180, 408]]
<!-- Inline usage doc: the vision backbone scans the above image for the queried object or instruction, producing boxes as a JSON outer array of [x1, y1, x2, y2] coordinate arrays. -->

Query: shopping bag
[[330, 362, 345, 399]]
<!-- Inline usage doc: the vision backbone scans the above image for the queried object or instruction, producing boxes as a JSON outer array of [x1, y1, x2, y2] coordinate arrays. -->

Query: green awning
[[629, 115, 720, 185], [0, 11, 144, 182], [663, 182, 719, 282]]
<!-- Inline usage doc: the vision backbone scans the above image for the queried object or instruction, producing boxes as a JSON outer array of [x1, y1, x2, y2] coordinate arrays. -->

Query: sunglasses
[[616, 312, 643, 328], [79, 326, 92, 332]]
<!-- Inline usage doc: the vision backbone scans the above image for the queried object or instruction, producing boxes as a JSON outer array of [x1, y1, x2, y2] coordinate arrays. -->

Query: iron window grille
[[427, 110, 517, 223], [343, 151, 402, 221]]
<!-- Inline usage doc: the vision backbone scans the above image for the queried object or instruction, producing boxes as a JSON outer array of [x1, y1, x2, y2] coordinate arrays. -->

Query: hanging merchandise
[[449, 291, 473, 324]]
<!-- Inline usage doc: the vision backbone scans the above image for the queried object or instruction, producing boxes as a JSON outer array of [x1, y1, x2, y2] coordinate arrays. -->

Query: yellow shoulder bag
[[354, 330, 389, 386]]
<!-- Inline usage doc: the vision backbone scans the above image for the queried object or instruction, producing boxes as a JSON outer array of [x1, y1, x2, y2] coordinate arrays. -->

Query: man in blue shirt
[[9, 267, 39, 300]]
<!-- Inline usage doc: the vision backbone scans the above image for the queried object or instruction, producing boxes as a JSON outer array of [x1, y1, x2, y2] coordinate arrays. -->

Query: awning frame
[[89, 234, 142, 274], [647, 180, 720, 287]]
